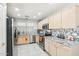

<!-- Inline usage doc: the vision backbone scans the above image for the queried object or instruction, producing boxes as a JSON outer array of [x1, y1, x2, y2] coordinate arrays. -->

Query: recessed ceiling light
[[38, 12, 41, 15], [17, 14, 21, 17], [15, 8, 19, 11]]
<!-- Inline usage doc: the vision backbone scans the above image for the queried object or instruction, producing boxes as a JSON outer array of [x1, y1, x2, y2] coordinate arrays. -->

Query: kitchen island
[[15, 35, 29, 45], [45, 36, 79, 56]]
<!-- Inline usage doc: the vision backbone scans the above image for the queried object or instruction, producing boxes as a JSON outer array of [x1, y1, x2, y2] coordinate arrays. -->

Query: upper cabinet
[[53, 11, 62, 29], [37, 18, 49, 29], [49, 15, 54, 29], [62, 5, 79, 29], [49, 11, 62, 29], [75, 6, 79, 27], [38, 5, 79, 29], [62, 6, 76, 28], [49, 5, 79, 29]]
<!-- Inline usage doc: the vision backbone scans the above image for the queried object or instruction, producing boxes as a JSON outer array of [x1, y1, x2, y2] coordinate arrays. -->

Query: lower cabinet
[[36, 36, 45, 44], [45, 37, 79, 56], [45, 38, 57, 56], [36, 36, 40, 43], [45, 38, 50, 53], [57, 45, 71, 56], [49, 40, 57, 56]]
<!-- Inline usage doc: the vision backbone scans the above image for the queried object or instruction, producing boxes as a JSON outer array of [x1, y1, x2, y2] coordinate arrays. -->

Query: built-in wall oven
[[37, 24, 52, 50], [37, 29, 45, 50], [42, 23, 52, 36]]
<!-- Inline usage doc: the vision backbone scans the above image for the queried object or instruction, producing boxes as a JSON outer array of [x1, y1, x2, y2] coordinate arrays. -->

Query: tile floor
[[14, 43, 48, 56]]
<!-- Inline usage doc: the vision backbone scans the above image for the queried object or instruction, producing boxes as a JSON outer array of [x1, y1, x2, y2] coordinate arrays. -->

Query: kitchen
[[1, 3, 79, 56], [37, 4, 79, 56]]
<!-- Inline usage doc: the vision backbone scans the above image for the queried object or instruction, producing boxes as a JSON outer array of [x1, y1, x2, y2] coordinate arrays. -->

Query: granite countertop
[[45, 36, 79, 48]]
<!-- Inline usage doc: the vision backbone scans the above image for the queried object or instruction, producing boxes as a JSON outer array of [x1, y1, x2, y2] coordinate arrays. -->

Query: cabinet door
[[53, 11, 62, 29], [62, 6, 76, 28], [49, 15, 54, 29], [57, 45, 71, 56], [75, 6, 79, 27], [38, 18, 49, 29], [49, 40, 57, 56], [36, 36, 39, 43], [45, 38, 50, 53]]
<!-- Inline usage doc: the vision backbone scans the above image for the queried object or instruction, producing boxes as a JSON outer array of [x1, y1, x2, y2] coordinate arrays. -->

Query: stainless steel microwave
[[42, 24, 49, 29]]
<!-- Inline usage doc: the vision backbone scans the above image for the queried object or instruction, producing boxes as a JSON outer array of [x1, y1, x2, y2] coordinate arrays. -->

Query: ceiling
[[7, 3, 73, 21]]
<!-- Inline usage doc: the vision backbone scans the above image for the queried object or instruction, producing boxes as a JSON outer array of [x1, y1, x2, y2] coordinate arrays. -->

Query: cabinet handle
[[2, 43, 5, 46], [0, 43, 5, 48]]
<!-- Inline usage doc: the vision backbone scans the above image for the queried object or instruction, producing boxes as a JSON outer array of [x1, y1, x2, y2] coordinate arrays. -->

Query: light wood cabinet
[[62, 5, 79, 28], [36, 36, 44, 44], [62, 6, 76, 28], [49, 5, 78, 29], [57, 44, 71, 56], [49, 11, 62, 29], [57, 44, 79, 56], [37, 18, 49, 29], [49, 40, 57, 56], [49, 15, 54, 29], [36, 36, 40, 43], [42, 5, 79, 29], [45, 37, 57, 56], [45, 37, 50, 53], [45, 37, 79, 56], [75, 6, 79, 27], [53, 11, 62, 29]]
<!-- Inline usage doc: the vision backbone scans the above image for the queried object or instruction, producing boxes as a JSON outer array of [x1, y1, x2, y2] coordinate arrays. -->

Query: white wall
[[0, 3, 6, 56], [26, 21, 37, 35], [14, 19, 38, 43], [15, 19, 38, 35], [26, 21, 38, 43]]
